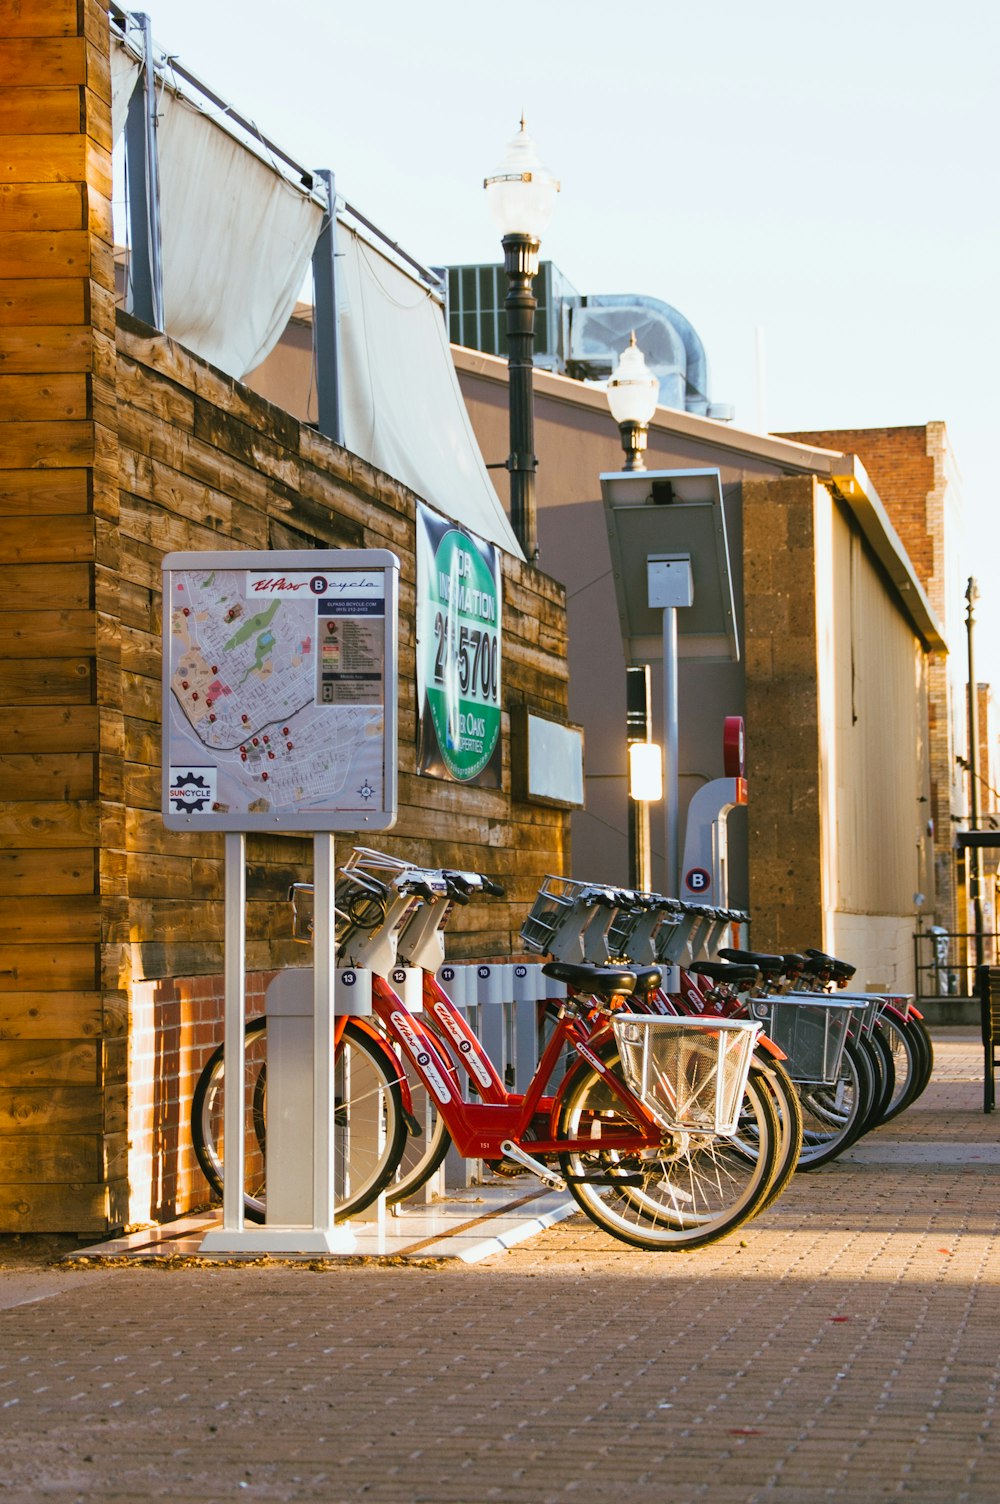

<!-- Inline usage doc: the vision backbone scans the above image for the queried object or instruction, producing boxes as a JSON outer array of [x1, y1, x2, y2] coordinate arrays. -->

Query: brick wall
[[742, 474, 825, 949], [782, 423, 959, 929]]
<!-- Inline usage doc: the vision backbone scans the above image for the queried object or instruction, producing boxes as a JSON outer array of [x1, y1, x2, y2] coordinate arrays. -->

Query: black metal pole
[[501, 232, 540, 564], [312, 169, 343, 446], [967, 577, 985, 969]]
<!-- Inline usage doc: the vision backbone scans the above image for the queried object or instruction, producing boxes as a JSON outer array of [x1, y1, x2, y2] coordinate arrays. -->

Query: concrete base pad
[[70, 1183, 579, 1265]]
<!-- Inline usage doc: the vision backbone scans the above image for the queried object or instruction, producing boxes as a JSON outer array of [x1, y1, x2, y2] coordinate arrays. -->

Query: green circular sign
[[425, 529, 500, 781]]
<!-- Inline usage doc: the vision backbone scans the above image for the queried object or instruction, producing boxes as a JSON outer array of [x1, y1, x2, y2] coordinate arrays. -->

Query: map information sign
[[161, 550, 399, 832]]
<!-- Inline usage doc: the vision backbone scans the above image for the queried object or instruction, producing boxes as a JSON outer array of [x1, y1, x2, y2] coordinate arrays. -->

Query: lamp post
[[607, 332, 660, 471], [484, 118, 559, 564], [966, 577, 985, 971]]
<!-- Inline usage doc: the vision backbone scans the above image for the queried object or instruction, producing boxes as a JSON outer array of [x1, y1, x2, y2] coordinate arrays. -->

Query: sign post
[[161, 549, 399, 1254]]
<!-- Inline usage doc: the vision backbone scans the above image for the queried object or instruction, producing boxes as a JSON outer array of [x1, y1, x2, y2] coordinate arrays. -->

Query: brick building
[[782, 425, 966, 935]]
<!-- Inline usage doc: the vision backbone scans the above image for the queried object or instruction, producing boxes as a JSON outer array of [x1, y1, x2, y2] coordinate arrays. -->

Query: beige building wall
[[819, 494, 932, 988], [249, 309, 942, 993], [743, 475, 931, 987]]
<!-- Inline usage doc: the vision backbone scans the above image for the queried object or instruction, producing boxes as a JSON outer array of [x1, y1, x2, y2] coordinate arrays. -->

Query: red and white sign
[[723, 716, 746, 778]]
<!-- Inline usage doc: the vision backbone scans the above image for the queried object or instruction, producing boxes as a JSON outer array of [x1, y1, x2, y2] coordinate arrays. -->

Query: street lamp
[[606, 332, 660, 470], [966, 576, 985, 971], [484, 118, 559, 564]]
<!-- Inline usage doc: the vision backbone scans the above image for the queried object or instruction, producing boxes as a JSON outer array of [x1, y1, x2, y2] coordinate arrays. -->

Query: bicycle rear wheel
[[795, 1036, 873, 1169], [191, 1018, 407, 1222], [877, 1011, 933, 1123], [555, 1046, 780, 1251]]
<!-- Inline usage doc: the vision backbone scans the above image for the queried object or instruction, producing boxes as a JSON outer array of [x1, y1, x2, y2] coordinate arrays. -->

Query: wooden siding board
[[0, 800, 99, 848], [1, 129, 88, 180], [0, 514, 94, 562], [0, 847, 96, 897], [0, 468, 90, 514], [2, 705, 100, 753], [0, 86, 81, 133], [0, 656, 93, 702], [0, 752, 95, 801], [0, 562, 91, 609], [0, 421, 94, 469], [0, 1, 79, 36], [0, 1038, 98, 1084], [0, 1182, 108, 1233], [0, 991, 103, 1040], [0, 371, 89, 422], [0, 324, 92, 372], [0, 277, 87, 325], [0, 608, 96, 657], [0, 181, 86, 231]]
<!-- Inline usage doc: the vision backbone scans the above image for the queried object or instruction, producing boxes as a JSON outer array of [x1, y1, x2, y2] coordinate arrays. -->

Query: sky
[[132, 0, 1000, 686]]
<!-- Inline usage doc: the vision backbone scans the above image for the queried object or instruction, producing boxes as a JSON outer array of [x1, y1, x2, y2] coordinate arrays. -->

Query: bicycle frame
[[369, 970, 666, 1163]]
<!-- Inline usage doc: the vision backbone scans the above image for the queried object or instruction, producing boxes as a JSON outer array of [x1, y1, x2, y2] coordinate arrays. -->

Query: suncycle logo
[[168, 767, 217, 812], [391, 1012, 452, 1103]]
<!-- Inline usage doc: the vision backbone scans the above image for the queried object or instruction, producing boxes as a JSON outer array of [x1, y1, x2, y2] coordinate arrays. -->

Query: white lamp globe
[[606, 333, 660, 426], [484, 117, 560, 240]]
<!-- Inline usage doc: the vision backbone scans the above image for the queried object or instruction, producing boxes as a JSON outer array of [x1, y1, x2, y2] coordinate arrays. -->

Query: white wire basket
[[611, 1015, 760, 1135], [749, 996, 856, 1085]]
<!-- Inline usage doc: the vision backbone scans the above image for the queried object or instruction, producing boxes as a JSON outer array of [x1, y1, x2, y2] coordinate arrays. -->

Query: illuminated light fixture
[[607, 332, 660, 471], [629, 741, 663, 802]]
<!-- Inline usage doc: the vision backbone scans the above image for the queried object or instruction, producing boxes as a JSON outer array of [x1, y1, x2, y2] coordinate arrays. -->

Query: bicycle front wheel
[[385, 1070, 452, 1206], [191, 1018, 407, 1222], [555, 1047, 780, 1251]]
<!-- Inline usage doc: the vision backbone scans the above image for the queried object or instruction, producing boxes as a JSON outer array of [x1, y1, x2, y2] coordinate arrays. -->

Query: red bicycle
[[193, 859, 782, 1251]]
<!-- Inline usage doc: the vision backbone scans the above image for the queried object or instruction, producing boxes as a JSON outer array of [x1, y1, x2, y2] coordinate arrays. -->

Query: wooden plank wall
[[0, 2, 572, 1232], [0, 0, 125, 1233], [115, 317, 571, 976]]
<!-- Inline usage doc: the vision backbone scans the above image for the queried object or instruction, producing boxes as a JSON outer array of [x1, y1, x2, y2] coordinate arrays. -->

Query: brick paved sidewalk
[[1, 1029, 998, 1503]]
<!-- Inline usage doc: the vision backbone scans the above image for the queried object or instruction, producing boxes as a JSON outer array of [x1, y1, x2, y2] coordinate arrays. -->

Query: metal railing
[[914, 926, 998, 1002]]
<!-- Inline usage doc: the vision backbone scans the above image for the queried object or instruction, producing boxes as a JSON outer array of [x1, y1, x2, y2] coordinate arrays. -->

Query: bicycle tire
[[795, 1036, 872, 1170], [860, 1026, 895, 1131], [747, 1053, 803, 1211], [191, 1017, 407, 1223], [854, 1028, 890, 1131], [384, 1072, 452, 1206], [873, 1012, 921, 1124], [902, 1013, 935, 1103], [555, 1045, 780, 1251]]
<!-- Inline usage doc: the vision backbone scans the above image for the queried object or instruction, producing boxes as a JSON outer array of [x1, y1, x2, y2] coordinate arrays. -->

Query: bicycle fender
[[339, 1016, 415, 1119], [753, 1032, 787, 1062]]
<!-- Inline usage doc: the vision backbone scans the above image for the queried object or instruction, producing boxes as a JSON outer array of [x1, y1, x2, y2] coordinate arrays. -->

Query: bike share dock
[[69, 1182, 579, 1264]]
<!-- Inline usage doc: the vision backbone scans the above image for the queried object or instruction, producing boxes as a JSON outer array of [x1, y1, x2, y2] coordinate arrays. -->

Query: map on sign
[[162, 551, 399, 831]]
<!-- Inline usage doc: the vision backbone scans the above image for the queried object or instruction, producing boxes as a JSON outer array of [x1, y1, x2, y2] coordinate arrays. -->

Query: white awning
[[110, 35, 140, 142], [336, 217, 523, 558], [153, 88, 324, 380]]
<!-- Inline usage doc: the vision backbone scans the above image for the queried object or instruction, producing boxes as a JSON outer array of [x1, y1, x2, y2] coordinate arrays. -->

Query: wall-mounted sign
[[162, 549, 399, 831], [510, 705, 585, 808], [415, 503, 502, 787]]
